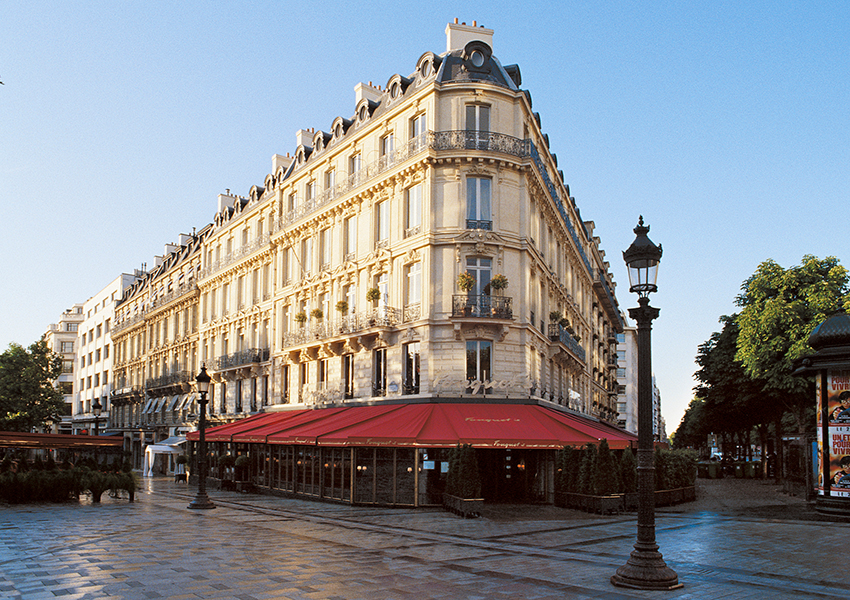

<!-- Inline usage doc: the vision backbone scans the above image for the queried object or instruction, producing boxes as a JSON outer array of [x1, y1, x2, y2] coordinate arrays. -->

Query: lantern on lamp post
[[611, 217, 680, 590], [188, 364, 216, 510]]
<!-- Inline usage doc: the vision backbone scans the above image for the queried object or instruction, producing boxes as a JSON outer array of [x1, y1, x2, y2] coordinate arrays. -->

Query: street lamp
[[188, 364, 216, 510], [92, 398, 103, 464], [612, 217, 681, 590], [92, 399, 103, 437]]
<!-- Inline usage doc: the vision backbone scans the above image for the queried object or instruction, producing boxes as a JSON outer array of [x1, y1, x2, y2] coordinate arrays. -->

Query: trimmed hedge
[[556, 442, 697, 496], [0, 464, 138, 504]]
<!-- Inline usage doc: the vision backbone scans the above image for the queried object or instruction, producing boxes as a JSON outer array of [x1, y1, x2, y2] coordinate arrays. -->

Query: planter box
[[559, 492, 624, 514], [442, 493, 484, 518], [556, 486, 695, 513]]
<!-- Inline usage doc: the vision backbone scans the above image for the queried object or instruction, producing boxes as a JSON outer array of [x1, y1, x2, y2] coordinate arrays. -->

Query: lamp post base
[[611, 542, 681, 590], [187, 492, 216, 510]]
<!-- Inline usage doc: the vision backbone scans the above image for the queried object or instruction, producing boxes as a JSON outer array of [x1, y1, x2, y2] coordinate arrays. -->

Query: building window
[[403, 342, 420, 395], [372, 348, 386, 397], [349, 153, 361, 175], [380, 133, 394, 157], [104, 344, 109, 359], [405, 262, 421, 319], [375, 201, 389, 248], [319, 228, 331, 271], [465, 104, 490, 150], [342, 354, 354, 399], [61, 341, 74, 353], [95, 349, 101, 363], [282, 365, 290, 403], [465, 257, 492, 297], [344, 215, 357, 261], [299, 363, 308, 402], [287, 193, 297, 215], [302, 237, 313, 277], [344, 285, 356, 317], [220, 382, 227, 414], [66, 323, 78, 332], [318, 359, 328, 390], [466, 340, 492, 393], [306, 181, 315, 202], [405, 183, 422, 237], [411, 112, 426, 138], [325, 169, 335, 195], [466, 177, 491, 230]]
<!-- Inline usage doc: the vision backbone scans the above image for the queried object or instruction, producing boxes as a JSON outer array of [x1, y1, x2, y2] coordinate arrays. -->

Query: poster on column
[[827, 369, 850, 497]]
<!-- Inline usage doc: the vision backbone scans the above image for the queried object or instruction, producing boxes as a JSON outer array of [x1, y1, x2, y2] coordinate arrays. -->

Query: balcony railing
[[282, 307, 401, 347], [451, 295, 513, 319], [146, 371, 193, 391], [199, 233, 271, 279], [547, 324, 586, 362], [213, 348, 270, 371]]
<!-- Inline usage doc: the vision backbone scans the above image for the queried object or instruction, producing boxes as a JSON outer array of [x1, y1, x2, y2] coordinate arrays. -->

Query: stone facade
[[107, 21, 625, 466]]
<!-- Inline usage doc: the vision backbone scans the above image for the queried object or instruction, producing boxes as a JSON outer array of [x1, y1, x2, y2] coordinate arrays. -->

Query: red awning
[[197, 403, 637, 450], [188, 412, 273, 443]]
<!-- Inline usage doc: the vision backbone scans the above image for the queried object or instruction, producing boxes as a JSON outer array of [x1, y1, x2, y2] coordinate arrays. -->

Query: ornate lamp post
[[612, 217, 681, 590], [188, 364, 216, 510], [91, 399, 103, 463]]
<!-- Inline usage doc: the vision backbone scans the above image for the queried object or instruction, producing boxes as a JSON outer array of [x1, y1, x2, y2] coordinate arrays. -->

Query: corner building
[[188, 21, 629, 504]]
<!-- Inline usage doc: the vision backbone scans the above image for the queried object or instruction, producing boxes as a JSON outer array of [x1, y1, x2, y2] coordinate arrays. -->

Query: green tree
[[593, 439, 619, 496], [0, 340, 64, 431], [735, 255, 850, 433]]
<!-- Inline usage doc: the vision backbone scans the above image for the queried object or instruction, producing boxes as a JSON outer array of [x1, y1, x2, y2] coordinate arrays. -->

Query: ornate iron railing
[[213, 347, 270, 370], [146, 371, 193, 390], [451, 295, 513, 319], [199, 233, 270, 279], [547, 324, 586, 362], [282, 307, 401, 347]]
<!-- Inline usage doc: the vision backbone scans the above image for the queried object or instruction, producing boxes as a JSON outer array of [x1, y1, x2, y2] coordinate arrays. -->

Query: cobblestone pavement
[[1, 477, 848, 599]]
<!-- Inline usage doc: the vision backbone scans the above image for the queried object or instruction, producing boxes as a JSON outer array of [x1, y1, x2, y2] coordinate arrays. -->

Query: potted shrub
[[310, 308, 324, 321], [366, 287, 381, 303], [234, 455, 252, 492], [457, 271, 475, 294], [294, 311, 307, 326], [335, 300, 349, 315], [549, 310, 563, 323], [174, 454, 188, 483], [219, 454, 236, 490], [443, 444, 483, 518], [490, 274, 508, 294]]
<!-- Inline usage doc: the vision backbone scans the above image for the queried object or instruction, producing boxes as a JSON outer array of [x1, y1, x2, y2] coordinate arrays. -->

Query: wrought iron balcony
[[282, 307, 401, 347], [145, 371, 193, 392], [451, 295, 512, 319], [547, 324, 587, 362], [213, 348, 270, 371]]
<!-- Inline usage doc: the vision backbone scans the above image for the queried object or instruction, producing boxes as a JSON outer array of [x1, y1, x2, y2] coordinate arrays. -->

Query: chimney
[[272, 153, 293, 173], [446, 20, 493, 53], [295, 128, 313, 148], [218, 192, 236, 212], [354, 82, 382, 105]]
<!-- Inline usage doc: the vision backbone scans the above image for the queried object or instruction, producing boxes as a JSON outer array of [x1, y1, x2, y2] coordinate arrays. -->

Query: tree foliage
[[0, 340, 64, 431], [736, 255, 849, 394]]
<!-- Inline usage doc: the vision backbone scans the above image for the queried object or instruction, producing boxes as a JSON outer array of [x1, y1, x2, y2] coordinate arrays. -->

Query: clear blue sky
[[2, 1, 847, 432]]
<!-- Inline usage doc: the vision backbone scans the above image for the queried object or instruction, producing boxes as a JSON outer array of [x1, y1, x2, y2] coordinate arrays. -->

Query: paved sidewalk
[[0, 477, 847, 599]]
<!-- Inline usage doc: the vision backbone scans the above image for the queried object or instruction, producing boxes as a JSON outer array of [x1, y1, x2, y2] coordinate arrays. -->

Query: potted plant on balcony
[[310, 308, 324, 321], [294, 311, 307, 327], [490, 273, 509, 294], [457, 271, 475, 294], [366, 288, 381, 326], [335, 300, 349, 333]]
